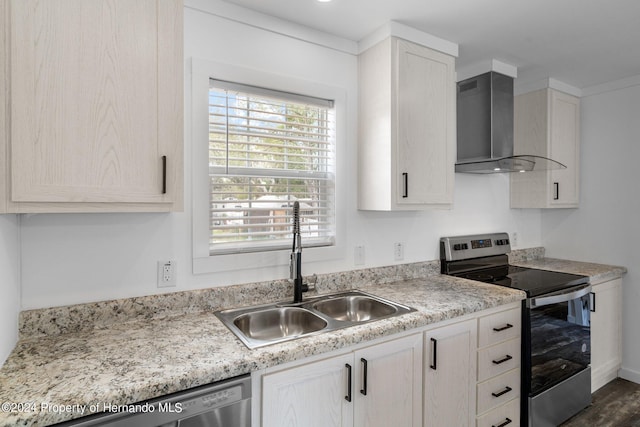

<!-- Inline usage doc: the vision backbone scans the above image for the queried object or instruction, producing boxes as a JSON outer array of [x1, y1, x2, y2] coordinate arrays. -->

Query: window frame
[[208, 80, 336, 255], [191, 58, 346, 274]]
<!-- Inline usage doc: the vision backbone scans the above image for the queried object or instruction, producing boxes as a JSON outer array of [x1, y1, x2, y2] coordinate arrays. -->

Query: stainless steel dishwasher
[[56, 374, 251, 427]]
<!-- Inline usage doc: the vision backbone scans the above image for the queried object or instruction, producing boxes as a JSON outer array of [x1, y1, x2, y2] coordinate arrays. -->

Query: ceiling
[[219, 0, 640, 90]]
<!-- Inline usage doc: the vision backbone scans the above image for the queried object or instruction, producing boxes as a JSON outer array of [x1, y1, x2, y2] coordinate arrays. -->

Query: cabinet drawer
[[478, 338, 520, 382], [477, 369, 520, 415], [478, 308, 521, 348], [476, 397, 520, 427]]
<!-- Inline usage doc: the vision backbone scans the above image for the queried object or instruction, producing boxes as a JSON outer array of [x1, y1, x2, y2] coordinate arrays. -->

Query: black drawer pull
[[493, 323, 513, 332], [430, 338, 438, 370], [492, 386, 513, 398], [492, 355, 513, 365], [492, 418, 512, 427], [402, 172, 408, 198], [161, 155, 167, 194], [345, 364, 352, 402], [360, 358, 368, 396]]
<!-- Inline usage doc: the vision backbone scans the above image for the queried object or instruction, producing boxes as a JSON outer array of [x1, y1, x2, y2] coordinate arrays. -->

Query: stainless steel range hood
[[455, 71, 566, 174]]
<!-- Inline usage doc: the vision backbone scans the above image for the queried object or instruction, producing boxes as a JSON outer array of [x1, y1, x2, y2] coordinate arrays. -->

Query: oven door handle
[[529, 284, 592, 308]]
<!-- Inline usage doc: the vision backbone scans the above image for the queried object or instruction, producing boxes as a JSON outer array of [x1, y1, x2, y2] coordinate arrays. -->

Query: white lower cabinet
[[476, 399, 520, 427], [262, 352, 354, 426], [256, 303, 522, 427], [590, 278, 623, 392], [424, 319, 477, 427], [476, 307, 522, 427], [423, 304, 521, 427], [260, 333, 423, 427]]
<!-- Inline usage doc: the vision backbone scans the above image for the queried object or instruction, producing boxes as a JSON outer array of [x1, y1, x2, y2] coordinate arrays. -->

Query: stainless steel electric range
[[440, 232, 592, 427]]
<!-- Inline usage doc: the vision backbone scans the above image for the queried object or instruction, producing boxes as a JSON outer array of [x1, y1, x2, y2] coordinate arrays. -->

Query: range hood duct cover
[[455, 71, 566, 174]]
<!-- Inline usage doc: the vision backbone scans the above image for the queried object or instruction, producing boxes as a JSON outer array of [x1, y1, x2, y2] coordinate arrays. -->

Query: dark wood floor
[[561, 378, 640, 426]]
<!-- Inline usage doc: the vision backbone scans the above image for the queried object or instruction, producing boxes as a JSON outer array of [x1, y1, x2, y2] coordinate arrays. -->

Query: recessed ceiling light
[[317, 0, 332, 3]]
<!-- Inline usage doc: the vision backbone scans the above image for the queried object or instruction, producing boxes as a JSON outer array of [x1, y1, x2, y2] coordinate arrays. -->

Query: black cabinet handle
[[493, 323, 513, 332], [430, 337, 438, 370], [360, 358, 368, 395], [590, 292, 596, 312], [161, 156, 167, 194], [492, 418, 512, 427], [492, 355, 513, 365], [553, 182, 559, 200], [345, 364, 352, 402], [402, 173, 408, 198], [491, 386, 513, 398]]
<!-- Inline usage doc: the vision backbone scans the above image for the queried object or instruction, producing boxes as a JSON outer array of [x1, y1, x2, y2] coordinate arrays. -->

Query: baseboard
[[593, 369, 619, 392], [592, 360, 623, 391], [619, 367, 640, 385]]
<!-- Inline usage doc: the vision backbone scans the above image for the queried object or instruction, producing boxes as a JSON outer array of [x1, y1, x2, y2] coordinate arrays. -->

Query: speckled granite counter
[[0, 275, 524, 427], [0, 253, 626, 427], [511, 257, 627, 284]]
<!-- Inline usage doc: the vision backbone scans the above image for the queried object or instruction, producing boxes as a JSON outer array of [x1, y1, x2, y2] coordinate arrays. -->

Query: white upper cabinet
[[358, 37, 456, 211], [3, 0, 183, 212], [511, 88, 580, 208]]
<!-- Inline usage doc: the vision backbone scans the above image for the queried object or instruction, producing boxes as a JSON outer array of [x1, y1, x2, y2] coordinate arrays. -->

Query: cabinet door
[[354, 333, 423, 427], [511, 88, 579, 209], [591, 278, 623, 392], [424, 319, 477, 427], [549, 90, 580, 207], [395, 39, 455, 208], [10, 0, 182, 205], [262, 353, 354, 427], [1, 0, 8, 212]]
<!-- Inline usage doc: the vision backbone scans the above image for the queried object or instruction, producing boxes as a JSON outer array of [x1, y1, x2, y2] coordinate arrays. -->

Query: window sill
[[193, 243, 343, 275]]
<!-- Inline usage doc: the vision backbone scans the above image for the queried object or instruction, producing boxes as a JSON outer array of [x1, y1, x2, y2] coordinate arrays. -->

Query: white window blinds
[[208, 79, 336, 254]]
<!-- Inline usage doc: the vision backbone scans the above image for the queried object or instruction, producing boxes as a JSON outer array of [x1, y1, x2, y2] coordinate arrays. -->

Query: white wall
[[541, 80, 640, 382], [0, 215, 20, 364], [18, 2, 543, 310]]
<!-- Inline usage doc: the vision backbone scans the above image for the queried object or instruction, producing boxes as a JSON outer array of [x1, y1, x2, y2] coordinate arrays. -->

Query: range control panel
[[452, 243, 469, 251], [471, 238, 493, 249], [440, 232, 511, 261]]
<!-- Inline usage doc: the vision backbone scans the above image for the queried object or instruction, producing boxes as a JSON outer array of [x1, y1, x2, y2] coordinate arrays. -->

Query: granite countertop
[[511, 257, 627, 284], [0, 256, 626, 426]]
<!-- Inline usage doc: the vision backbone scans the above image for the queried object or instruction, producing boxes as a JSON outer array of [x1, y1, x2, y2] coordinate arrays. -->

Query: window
[[208, 80, 336, 255]]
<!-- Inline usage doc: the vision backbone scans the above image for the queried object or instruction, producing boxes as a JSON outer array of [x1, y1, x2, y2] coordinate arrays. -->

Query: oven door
[[524, 284, 592, 426]]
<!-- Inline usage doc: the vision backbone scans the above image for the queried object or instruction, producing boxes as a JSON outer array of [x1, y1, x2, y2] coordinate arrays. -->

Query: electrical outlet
[[157, 260, 177, 288], [394, 242, 404, 261], [512, 232, 519, 247]]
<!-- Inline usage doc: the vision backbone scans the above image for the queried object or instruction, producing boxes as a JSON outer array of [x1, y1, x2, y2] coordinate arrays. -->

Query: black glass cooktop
[[453, 265, 589, 298]]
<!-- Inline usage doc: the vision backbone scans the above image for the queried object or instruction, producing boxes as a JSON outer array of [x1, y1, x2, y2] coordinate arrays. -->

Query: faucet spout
[[290, 201, 306, 303]]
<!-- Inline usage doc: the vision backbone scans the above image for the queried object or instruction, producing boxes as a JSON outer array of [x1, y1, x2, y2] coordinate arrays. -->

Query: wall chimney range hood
[[455, 71, 566, 173]]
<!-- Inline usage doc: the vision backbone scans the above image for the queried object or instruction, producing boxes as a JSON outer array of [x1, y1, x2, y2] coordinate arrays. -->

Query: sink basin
[[233, 307, 327, 341], [312, 294, 397, 322], [215, 290, 415, 349]]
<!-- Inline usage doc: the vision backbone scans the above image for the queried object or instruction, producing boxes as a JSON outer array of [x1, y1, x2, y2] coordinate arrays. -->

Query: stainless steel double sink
[[214, 290, 415, 349]]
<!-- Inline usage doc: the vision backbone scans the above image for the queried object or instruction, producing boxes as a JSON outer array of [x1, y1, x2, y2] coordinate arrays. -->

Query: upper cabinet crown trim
[[514, 77, 582, 97], [186, 0, 359, 55], [358, 21, 459, 57]]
